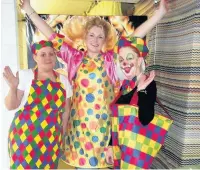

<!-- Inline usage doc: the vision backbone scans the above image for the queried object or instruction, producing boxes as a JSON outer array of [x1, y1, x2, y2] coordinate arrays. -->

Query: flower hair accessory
[[31, 40, 53, 55]]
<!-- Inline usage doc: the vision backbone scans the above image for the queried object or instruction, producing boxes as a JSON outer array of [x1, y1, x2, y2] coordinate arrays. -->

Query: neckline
[[33, 68, 58, 82]]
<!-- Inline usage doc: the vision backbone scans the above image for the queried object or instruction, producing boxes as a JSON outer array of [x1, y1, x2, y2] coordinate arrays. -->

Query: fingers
[[107, 156, 114, 164], [7, 66, 13, 75], [137, 71, 155, 91], [3, 66, 10, 78], [105, 155, 109, 164], [144, 71, 155, 85], [106, 155, 114, 165], [105, 147, 114, 165], [4, 66, 15, 78], [148, 70, 155, 80], [3, 71, 12, 86], [109, 156, 114, 164], [161, 0, 169, 11], [16, 71, 19, 78], [19, 0, 23, 7], [3, 72, 8, 81]]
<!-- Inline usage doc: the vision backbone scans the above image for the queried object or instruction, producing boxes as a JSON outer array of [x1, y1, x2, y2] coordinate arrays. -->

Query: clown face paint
[[118, 46, 140, 79]]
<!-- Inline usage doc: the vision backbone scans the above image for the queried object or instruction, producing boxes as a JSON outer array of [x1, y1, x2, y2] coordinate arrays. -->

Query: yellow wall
[[17, 2, 28, 69]]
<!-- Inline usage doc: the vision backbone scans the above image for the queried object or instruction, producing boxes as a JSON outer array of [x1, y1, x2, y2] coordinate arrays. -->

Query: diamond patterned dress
[[8, 69, 66, 169]]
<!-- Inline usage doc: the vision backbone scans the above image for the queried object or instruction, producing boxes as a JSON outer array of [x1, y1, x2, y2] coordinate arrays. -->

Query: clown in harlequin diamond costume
[[3, 40, 72, 169], [107, 37, 173, 169]]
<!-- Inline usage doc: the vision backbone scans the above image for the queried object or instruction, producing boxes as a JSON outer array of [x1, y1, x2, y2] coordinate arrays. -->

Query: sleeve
[[49, 33, 66, 51], [49, 33, 82, 65], [138, 80, 157, 126], [60, 74, 73, 98], [18, 69, 33, 91]]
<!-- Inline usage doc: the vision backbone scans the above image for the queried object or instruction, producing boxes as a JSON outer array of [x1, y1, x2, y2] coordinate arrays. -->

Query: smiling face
[[33, 46, 56, 71], [118, 46, 142, 79], [85, 26, 106, 56]]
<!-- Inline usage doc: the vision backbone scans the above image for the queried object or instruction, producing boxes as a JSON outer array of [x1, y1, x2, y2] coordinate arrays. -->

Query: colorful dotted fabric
[[62, 55, 114, 168], [111, 104, 173, 169], [50, 33, 65, 51], [8, 69, 66, 169], [31, 40, 53, 55]]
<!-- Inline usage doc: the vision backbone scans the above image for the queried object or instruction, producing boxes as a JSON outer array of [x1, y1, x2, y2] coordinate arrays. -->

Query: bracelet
[[27, 10, 36, 17], [138, 89, 147, 94]]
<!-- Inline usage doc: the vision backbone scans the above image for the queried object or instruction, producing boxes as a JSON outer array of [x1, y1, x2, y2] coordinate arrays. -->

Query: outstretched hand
[[137, 70, 155, 91], [3, 66, 19, 89]]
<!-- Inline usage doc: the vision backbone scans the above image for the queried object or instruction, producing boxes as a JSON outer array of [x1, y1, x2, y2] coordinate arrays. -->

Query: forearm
[[62, 112, 69, 134], [132, 10, 165, 38], [62, 99, 71, 134], [5, 88, 21, 110], [24, 6, 54, 38]]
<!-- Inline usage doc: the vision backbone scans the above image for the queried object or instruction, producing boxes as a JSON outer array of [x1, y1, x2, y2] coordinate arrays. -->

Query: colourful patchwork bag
[[111, 98, 173, 169]]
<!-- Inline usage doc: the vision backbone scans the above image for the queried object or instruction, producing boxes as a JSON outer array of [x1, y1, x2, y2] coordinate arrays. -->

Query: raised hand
[[19, 0, 31, 11], [19, 0, 54, 39], [3, 66, 19, 89], [137, 70, 155, 91], [157, 0, 169, 17]]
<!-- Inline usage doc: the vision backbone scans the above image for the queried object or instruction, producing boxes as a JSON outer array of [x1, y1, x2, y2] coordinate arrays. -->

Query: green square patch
[[147, 147, 153, 155], [144, 138, 150, 145], [154, 142, 161, 150], [122, 161, 129, 169], [156, 119, 164, 127], [135, 142, 142, 150]]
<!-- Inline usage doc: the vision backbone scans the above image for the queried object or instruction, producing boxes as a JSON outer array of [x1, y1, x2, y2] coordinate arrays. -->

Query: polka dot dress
[[63, 55, 114, 168]]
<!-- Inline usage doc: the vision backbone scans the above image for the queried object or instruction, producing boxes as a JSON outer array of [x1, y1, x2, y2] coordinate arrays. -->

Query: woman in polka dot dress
[[20, 0, 168, 168], [51, 21, 118, 168]]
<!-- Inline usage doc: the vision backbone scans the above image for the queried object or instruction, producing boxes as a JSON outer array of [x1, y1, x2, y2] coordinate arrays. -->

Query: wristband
[[27, 10, 36, 17]]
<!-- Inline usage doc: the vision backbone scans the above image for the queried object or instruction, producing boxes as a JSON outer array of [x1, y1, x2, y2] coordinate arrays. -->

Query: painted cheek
[[123, 62, 127, 66]]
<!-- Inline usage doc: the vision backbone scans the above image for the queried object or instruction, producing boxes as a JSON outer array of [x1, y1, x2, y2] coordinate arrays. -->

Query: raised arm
[[3, 66, 24, 110], [19, 0, 54, 38], [132, 0, 169, 38]]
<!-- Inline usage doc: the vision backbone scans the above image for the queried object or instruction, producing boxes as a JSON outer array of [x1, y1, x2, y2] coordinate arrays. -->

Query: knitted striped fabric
[[135, 0, 200, 168]]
